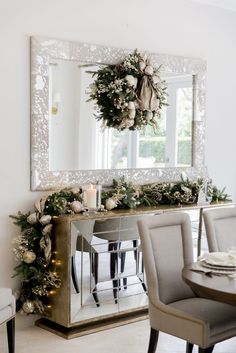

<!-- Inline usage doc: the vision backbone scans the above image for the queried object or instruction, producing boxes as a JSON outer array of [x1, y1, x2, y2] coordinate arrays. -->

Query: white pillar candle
[[86, 184, 97, 209]]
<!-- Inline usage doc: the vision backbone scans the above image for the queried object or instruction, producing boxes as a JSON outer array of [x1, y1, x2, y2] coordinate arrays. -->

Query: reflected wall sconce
[[51, 92, 61, 115]]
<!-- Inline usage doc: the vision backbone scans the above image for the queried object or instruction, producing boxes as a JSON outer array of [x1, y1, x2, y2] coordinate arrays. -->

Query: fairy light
[[49, 290, 56, 295]]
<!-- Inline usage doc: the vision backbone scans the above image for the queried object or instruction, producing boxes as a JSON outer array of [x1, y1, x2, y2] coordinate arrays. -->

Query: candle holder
[[82, 184, 102, 214]]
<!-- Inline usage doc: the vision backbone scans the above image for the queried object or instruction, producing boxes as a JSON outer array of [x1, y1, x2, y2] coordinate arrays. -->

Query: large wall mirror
[[31, 36, 207, 190]]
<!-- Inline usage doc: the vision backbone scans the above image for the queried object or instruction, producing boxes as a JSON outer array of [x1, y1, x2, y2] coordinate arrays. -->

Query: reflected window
[[49, 60, 193, 171], [99, 75, 193, 169]]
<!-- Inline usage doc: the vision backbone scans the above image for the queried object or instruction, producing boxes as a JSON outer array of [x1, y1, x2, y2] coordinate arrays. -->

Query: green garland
[[11, 179, 230, 315], [11, 190, 83, 315], [102, 177, 230, 210]]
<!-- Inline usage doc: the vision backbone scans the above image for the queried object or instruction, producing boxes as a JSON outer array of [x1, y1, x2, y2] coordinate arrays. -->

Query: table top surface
[[183, 266, 236, 305], [53, 201, 235, 223]]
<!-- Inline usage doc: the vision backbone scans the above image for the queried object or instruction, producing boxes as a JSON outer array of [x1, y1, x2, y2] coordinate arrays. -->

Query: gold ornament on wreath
[[88, 50, 168, 131]]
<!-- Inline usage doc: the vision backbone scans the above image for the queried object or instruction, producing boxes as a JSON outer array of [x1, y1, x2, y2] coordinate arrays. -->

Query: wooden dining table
[[183, 266, 236, 306]]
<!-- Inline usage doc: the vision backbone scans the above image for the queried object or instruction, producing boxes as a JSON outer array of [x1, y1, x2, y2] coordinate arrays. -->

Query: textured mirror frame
[[31, 36, 207, 191]]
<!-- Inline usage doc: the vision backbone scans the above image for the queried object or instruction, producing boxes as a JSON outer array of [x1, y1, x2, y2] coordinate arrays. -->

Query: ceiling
[[190, 0, 236, 11]]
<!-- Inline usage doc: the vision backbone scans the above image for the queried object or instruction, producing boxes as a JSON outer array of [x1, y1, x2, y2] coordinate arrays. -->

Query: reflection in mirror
[[31, 36, 206, 190], [49, 59, 193, 171], [70, 216, 148, 323]]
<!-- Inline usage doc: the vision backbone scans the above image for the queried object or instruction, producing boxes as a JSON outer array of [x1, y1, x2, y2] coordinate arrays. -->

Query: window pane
[[137, 110, 167, 168], [176, 87, 192, 167], [110, 129, 129, 169]]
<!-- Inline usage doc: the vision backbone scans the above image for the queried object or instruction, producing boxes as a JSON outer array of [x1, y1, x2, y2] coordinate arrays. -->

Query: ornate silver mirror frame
[[31, 36, 207, 191]]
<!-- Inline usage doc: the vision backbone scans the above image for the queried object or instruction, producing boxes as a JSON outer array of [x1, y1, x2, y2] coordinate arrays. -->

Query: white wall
[[0, 0, 236, 288]]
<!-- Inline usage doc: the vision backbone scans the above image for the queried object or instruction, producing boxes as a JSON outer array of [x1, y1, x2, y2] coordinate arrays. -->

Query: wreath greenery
[[11, 179, 230, 315], [88, 50, 168, 131]]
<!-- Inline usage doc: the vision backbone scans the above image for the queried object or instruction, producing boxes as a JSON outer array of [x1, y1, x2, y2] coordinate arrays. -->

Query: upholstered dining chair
[[0, 288, 15, 353], [203, 206, 236, 252], [137, 212, 236, 353]]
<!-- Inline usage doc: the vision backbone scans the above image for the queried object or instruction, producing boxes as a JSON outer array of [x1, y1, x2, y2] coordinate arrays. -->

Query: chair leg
[[91, 252, 100, 307], [148, 328, 159, 353], [109, 242, 119, 303], [108, 242, 116, 279], [133, 240, 138, 261], [71, 255, 80, 293], [120, 251, 126, 273], [120, 252, 127, 289], [92, 287, 100, 307], [186, 342, 194, 353], [199, 345, 214, 353], [92, 253, 99, 284], [7, 317, 15, 353]]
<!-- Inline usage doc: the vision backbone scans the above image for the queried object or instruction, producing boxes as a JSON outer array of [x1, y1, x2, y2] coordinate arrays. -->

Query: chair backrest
[[203, 206, 236, 252], [93, 216, 142, 241], [137, 212, 195, 305]]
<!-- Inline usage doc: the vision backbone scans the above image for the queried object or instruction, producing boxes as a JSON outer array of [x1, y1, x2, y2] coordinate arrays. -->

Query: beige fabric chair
[[203, 206, 236, 252], [137, 213, 236, 353], [0, 288, 15, 353]]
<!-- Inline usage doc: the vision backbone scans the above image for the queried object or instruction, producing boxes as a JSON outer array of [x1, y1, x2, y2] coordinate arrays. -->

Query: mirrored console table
[[35, 202, 235, 338]]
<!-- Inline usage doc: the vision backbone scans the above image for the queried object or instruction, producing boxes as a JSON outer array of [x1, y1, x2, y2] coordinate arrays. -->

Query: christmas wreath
[[88, 50, 168, 131]]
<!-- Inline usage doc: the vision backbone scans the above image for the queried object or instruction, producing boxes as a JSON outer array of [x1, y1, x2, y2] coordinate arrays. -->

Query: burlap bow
[[137, 75, 159, 111]]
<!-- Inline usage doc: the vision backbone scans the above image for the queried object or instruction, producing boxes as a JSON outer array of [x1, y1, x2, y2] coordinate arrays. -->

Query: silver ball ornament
[[22, 300, 35, 314]]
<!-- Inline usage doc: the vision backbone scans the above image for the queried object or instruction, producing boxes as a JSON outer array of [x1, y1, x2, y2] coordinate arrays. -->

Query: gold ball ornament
[[22, 300, 35, 314], [23, 251, 36, 264]]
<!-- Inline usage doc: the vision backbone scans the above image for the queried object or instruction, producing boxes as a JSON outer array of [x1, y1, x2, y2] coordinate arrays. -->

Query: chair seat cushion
[[0, 288, 13, 310], [169, 297, 236, 336]]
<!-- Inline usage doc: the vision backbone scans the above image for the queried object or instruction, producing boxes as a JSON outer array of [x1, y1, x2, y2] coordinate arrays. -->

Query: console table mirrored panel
[[71, 215, 149, 323]]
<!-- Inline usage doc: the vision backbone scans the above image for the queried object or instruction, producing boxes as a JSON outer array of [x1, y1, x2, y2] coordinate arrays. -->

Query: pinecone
[[35, 256, 46, 267], [150, 190, 162, 203], [23, 228, 34, 237]]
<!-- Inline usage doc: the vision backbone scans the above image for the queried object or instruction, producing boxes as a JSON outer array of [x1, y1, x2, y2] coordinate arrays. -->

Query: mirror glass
[[70, 215, 148, 323], [49, 58, 193, 171], [31, 36, 206, 190]]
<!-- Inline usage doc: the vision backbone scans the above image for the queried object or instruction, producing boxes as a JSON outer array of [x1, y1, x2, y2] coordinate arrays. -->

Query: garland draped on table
[[11, 178, 230, 315]]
